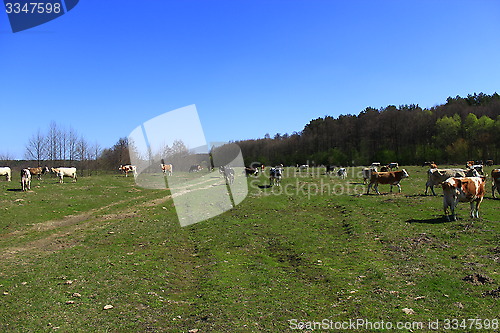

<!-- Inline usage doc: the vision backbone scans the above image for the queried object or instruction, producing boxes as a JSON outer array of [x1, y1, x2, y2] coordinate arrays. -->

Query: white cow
[[52, 167, 77, 183], [362, 167, 377, 184], [0, 167, 12, 181], [337, 167, 347, 179], [21, 169, 31, 191]]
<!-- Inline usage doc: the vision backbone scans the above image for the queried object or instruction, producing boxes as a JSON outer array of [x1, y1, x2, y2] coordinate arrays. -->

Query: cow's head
[[401, 169, 409, 178], [442, 178, 458, 191]]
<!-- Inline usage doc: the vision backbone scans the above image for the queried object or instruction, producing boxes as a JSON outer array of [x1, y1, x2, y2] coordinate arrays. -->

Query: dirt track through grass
[[0, 192, 175, 260]]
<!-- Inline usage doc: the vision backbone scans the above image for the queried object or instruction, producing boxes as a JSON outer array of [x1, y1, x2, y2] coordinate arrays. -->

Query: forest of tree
[[237, 93, 500, 167]]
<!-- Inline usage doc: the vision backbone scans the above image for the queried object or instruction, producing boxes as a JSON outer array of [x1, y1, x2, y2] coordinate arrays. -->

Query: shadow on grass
[[405, 194, 436, 198], [483, 196, 500, 201], [407, 217, 448, 224], [258, 185, 272, 189], [7, 188, 23, 192]]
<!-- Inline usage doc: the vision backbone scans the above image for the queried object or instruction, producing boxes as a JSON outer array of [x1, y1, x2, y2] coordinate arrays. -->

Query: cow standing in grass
[[325, 165, 335, 175], [21, 169, 31, 191], [337, 167, 347, 179], [442, 177, 485, 221], [119, 165, 137, 177], [269, 167, 282, 186], [425, 168, 479, 196], [52, 167, 77, 183], [244, 167, 259, 176], [492, 169, 500, 198], [388, 162, 399, 170], [161, 163, 173, 176], [28, 166, 50, 180], [367, 169, 409, 194], [0, 167, 11, 181], [219, 166, 235, 185], [362, 166, 377, 184]]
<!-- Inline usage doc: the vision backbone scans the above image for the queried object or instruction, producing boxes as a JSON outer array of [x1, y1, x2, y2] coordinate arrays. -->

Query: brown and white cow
[[367, 169, 409, 194], [425, 168, 479, 196], [119, 165, 137, 177], [442, 177, 485, 221], [161, 163, 173, 176], [28, 166, 50, 180], [492, 169, 500, 198]]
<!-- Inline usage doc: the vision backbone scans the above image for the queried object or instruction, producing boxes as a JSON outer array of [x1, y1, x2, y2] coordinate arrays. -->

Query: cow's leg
[[425, 181, 437, 196], [474, 199, 482, 218], [443, 200, 449, 221], [431, 185, 436, 196], [374, 184, 380, 195], [450, 200, 457, 221], [444, 197, 455, 221], [493, 184, 497, 198], [469, 202, 475, 218]]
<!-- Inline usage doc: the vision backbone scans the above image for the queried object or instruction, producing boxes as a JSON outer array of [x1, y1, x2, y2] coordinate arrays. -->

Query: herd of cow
[[3, 159, 499, 222], [361, 161, 499, 221], [0, 166, 78, 191], [249, 161, 498, 222]]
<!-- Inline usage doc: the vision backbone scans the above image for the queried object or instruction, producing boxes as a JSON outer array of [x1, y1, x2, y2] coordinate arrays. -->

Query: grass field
[[0, 166, 499, 332]]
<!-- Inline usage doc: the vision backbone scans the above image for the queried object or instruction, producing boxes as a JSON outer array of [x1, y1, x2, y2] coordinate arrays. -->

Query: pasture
[[0, 166, 499, 332]]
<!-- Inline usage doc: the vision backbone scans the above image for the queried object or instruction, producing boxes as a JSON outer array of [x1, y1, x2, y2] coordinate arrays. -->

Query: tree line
[[237, 92, 500, 167], [10, 92, 500, 172]]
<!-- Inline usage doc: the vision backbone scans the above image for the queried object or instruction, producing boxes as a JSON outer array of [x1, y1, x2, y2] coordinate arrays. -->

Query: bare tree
[[0, 151, 14, 161], [68, 126, 79, 164], [25, 129, 47, 166], [46, 121, 60, 163]]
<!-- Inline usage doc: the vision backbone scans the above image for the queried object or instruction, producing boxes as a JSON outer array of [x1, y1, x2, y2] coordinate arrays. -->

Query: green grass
[[0, 166, 499, 332]]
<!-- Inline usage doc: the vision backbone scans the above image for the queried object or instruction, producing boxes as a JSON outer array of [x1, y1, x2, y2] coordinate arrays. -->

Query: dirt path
[[0, 193, 173, 260], [0, 175, 228, 261]]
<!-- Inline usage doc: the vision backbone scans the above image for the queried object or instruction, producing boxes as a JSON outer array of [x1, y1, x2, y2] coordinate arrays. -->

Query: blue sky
[[1, 0, 500, 159]]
